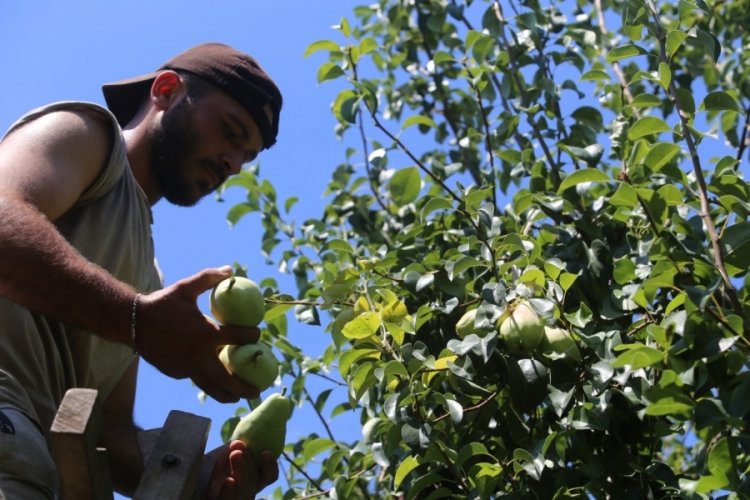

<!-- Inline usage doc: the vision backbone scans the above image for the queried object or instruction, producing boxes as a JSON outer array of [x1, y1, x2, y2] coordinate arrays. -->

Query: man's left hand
[[205, 441, 279, 500]]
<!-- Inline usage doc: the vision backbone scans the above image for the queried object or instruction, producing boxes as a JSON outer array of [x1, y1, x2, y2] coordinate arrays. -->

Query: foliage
[[223, 0, 750, 498]]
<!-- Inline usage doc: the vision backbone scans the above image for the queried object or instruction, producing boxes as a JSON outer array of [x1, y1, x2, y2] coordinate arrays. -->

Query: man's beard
[[148, 98, 207, 207]]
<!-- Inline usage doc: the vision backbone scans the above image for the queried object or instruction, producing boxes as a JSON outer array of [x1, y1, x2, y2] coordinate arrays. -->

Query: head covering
[[102, 42, 282, 149]]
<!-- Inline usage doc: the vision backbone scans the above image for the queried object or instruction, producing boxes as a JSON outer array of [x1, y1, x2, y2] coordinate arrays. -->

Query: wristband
[[130, 293, 141, 352]]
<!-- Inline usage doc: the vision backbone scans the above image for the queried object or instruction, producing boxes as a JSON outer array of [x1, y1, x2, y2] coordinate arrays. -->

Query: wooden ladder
[[50, 388, 213, 500]]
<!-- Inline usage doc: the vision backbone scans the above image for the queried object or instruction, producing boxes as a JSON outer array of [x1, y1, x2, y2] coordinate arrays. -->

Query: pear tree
[[221, 0, 750, 497]]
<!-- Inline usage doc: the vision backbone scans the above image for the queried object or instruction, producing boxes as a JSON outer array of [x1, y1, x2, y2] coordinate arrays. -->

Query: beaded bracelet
[[130, 293, 141, 352]]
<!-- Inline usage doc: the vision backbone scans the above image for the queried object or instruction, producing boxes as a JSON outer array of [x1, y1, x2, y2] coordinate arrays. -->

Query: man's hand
[[134, 266, 260, 402], [206, 441, 279, 500]]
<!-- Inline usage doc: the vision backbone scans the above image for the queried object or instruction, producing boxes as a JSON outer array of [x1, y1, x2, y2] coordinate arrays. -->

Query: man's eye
[[223, 124, 238, 141]]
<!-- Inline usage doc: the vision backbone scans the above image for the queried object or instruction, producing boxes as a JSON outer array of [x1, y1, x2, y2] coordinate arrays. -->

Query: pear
[[540, 326, 581, 363], [231, 393, 294, 460], [497, 302, 544, 355], [220, 342, 279, 392], [455, 308, 493, 338], [210, 276, 265, 327], [455, 309, 479, 338]]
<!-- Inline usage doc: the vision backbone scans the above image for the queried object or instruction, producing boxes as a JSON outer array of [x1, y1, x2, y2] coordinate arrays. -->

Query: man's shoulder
[[3, 101, 119, 144]]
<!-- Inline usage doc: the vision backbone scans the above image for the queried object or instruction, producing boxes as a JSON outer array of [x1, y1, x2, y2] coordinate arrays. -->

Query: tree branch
[[736, 102, 750, 163], [594, 0, 641, 121], [491, 0, 559, 180], [462, 61, 498, 209], [646, 0, 743, 319]]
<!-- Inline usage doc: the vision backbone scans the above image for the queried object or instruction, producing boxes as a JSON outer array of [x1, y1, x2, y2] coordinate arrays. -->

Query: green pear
[[220, 342, 279, 392], [540, 326, 581, 363], [497, 302, 544, 355], [210, 276, 265, 327], [455, 308, 490, 338], [231, 392, 294, 460]]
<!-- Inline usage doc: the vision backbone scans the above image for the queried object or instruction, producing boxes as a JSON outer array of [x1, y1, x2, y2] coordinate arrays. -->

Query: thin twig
[[432, 390, 500, 424], [264, 297, 322, 307], [491, 0, 559, 178], [421, 37, 487, 188], [291, 463, 378, 499], [462, 61, 498, 209], [281, 450, 325, 492], [594, 0, 640, 120], [352, 61, 389, 212], [452, 2, 529, 155]]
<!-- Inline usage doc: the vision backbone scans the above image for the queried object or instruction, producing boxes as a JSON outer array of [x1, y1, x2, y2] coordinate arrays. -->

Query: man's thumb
[[179, 266, 233, 299]]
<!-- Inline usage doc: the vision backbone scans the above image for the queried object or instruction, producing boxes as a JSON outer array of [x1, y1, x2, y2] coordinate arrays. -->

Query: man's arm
[[0, 108, 259, 402], [0, 109, 136, 343]]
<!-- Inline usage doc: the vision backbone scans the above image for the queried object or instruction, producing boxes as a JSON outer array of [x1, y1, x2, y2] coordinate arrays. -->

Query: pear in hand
[[210, 276, 265, 327], [219, 342, 279, 392], [231, 392, 294, 460]]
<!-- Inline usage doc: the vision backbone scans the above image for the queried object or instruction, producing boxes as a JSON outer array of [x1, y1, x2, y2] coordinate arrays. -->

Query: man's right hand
[[134, 266, 261, 403]]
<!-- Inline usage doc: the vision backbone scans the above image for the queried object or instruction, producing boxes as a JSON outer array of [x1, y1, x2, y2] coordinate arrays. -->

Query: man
[[0, 43, 283, 498]]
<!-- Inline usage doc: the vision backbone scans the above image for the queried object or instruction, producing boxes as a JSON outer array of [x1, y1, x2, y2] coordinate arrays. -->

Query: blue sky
[[1, 1, 361, 497]]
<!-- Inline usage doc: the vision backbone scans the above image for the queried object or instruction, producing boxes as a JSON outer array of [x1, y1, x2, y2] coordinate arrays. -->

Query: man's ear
[[150, 70, 185, 110]]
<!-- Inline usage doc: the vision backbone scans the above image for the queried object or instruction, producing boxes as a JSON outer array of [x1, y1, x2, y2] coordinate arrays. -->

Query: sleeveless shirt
[[0, 101, 162, 436]]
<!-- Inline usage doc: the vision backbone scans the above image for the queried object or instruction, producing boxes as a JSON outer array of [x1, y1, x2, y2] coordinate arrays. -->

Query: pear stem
[[227, 277, 236, 292], [251, 350, 263, 362]]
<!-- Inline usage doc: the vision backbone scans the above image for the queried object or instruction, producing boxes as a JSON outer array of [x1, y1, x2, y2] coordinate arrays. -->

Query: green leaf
[[359, 37, 378, 55], [303, 39, 340, 57], [612, 344, 663, 369], [658, 62, 671, 90], [341, 311, 382, 339], [580, 69, 610, 82], [605, 44, 647, 62], [321, 238, 355, 254], [465, 187, 494, 213], [388, 167, 421, 206], [609, 182, 638, 208], [631, 93, 662, 108], [349, 361, 376, 403], [557, 168, 610, 193], [701, 91, 741, 112], [643, 143, 681, 171], [722, 221, 750, 272], [301, 437, 336, 461], [628, 116, 671, 140], [317, 62, 345, 83], [457, 442, 492, 468], [666, 30, 688, 60], [695, 28, 721, 62], [338, 347, 381, 379], [559, 272, 579, 292], [226, 202, 254, 227], [707, 437, 732, 486], [420, 196, 452, 222], [395, 455, 421, 489], [403, 115, 437, 130], [263, 302, 293, 322], [645, 396, 693, 417]]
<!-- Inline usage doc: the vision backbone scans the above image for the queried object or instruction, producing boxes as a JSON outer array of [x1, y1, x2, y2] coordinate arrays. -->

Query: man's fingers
[[193, 358, 259, 402], [176, 266, 233, 300], [217, 477, 236, 500], [258, 450, 279, 486], [217, 324, 261, 346], [229, 448, 254, 500]]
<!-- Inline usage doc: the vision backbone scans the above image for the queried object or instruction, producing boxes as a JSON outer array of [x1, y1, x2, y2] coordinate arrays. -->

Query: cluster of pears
[[210, 275, 293, 461], [456, 301, 581, 362]]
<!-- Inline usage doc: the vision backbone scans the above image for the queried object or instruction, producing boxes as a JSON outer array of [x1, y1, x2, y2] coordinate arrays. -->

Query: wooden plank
[[50, 388, 113, 500], [138, 429, 216, 500], [133, 410, 210, 500]]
